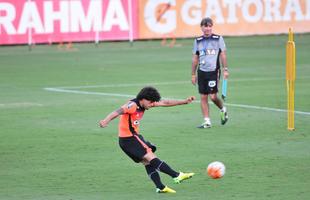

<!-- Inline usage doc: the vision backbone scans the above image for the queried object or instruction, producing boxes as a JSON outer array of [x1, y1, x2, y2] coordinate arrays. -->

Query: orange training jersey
[[118, 99, 145, 138]]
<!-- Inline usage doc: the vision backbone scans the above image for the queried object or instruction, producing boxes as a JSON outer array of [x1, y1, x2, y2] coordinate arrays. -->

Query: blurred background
[[1, 0, 309, 45]]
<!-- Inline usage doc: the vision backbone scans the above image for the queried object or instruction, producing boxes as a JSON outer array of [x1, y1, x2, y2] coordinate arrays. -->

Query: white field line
[[53, 76, 310, 89], [45, 87, 134, 98], [0, 102, 43, 108], [52, 77, 310, 90], [44, 85, 310, 116], [56, 81, 189, 89]]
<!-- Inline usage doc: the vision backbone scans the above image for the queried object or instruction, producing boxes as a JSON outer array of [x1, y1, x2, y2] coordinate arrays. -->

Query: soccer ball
[[207, 161, 225, 179]]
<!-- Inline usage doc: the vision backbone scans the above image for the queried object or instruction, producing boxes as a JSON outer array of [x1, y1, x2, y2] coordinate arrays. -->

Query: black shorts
[[119, 134, 157, 163], [197, 70, 219, 94]]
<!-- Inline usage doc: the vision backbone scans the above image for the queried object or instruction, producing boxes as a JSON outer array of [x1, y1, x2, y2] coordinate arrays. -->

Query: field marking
[[55, 81, 188, 89], [44, 85, 310, 116], [0, 102, 43, 108], [45, 87, 134, 98], [49, 76, 310, 90]]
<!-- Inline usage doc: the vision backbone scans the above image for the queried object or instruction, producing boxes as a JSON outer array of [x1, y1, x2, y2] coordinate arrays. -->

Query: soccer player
[[191, 17, 229, 128], [99, 86, 195, 193]]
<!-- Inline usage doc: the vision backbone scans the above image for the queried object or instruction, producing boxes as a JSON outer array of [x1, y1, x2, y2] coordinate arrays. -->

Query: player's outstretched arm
[[153, 96, 195, 107], [99, 108, 123, 128]]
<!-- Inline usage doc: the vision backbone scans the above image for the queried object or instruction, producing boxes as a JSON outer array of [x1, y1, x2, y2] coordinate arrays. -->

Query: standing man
[[99, 86, 195, 193], [191, 17, 229, 128]]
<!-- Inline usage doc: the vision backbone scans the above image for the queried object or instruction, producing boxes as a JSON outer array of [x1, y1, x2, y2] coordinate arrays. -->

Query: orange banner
[[139, 0, 310, 39]]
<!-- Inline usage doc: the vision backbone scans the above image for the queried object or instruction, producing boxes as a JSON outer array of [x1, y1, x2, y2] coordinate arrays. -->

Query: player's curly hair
[[136, 86, 161, 102]]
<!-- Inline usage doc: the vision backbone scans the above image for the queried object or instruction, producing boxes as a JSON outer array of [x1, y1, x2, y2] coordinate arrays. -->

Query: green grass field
[[0, 34, 309, 200]]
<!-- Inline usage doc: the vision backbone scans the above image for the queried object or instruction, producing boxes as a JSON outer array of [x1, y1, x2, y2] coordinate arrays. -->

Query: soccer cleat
[[220, 109, 228, 125], [197, 121, 211, 128], [156, 186, 176, 193], [173, 172, 195, 184]]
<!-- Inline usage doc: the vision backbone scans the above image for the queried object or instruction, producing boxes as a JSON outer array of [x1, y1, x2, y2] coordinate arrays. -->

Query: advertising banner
[[0, 0, 138, 45], [1, 0, 309, 45], [139, 0, 310, 39]]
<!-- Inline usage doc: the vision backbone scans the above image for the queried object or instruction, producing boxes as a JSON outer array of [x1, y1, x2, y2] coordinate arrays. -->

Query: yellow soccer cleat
[[173, 172, 195, 184], [156, 186, 176, 194]]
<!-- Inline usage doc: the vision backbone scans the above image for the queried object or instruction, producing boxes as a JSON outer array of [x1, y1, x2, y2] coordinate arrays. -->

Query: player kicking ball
[[99, 86, 195, 193]]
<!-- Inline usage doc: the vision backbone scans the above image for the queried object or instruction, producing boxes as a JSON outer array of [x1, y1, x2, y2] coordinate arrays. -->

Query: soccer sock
[[150, 158, 179, 178], [221, 106, 227, 112], [204, 117, 211, 124], [145, 165, 165, 190]]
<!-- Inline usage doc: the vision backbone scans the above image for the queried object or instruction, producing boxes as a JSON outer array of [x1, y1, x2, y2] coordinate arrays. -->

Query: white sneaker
[[197, 121, 211, 128], [220, 107, 228, 125]]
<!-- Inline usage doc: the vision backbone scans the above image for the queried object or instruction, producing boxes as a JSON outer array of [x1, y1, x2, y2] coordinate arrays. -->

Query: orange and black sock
[[145, 164, 165, 190], [150, 158, 179, 178]]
